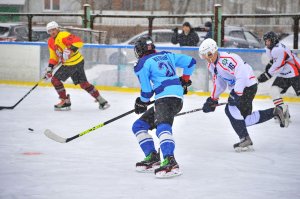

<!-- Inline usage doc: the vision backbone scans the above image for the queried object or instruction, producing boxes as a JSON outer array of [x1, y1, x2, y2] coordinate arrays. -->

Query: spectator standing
[[171, 22, 199, 46]]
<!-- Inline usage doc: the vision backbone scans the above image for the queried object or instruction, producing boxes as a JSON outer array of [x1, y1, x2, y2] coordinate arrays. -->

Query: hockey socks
[[132, 119, 155, 156], [156, 123, 175, 158]]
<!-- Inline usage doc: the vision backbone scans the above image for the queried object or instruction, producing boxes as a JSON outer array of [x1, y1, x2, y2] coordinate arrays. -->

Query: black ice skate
[[96, 95, 110, 110], [273, 104, 290, 128], [54, 94, 71, 111], [136, 151, 160, 173], [233, 135, 254, 152], [154, 156, 182, 178]]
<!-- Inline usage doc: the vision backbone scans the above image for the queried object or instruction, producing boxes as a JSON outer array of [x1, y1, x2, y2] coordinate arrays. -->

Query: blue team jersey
[[134, 51, 196, 102]]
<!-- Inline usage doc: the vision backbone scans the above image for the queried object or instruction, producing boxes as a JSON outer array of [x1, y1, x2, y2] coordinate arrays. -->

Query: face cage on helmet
[[134, 46, 144, 58]]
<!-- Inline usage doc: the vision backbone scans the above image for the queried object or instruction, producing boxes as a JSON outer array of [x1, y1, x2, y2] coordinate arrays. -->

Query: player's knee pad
[[132, 119, 150, 134], [225, 104, 244, 120], [270, 86, 283, 100], [51, 76, 63, 87], [156, 123, 172, 137], [79, 82, 90, 89]]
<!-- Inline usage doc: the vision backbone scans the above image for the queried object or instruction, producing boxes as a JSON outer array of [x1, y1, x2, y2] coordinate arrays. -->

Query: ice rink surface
[[0, 85, 299, 199]]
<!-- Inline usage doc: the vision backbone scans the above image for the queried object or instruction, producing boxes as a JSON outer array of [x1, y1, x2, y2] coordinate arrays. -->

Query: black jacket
[[171, 29, 200, 46]]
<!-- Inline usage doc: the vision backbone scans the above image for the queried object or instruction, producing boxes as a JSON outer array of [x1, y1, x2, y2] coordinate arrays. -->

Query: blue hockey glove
[[134, 97, 149, 114], [202, 97, 218, 113], [228, 90, 240, 106]]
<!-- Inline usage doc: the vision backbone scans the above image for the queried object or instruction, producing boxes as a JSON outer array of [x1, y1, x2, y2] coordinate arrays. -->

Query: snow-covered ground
[[0, 85, 299, 199]]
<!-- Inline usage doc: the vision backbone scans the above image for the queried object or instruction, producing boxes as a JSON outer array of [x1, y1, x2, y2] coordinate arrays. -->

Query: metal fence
[[0, 11, 299, 48]]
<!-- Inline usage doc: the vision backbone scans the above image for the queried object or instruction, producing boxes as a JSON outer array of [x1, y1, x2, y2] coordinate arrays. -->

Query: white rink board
[[0, 44, 40, 81]]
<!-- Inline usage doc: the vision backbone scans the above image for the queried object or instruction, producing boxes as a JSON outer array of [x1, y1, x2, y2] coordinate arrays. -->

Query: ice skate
[[154, 156, 182, 178], [233, 135, 254, 152], [96, 95, 110, 110], [54, 94, 71, 111], [273, 104, 289, 128], [136, 151, 160, 173]]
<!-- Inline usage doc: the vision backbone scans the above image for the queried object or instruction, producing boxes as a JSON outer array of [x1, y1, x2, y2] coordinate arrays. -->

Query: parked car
[[223, 26, 264, 48], [196, 25, 264, 49], [280, 33, 300, 50], [106, 29, 206, 64], [0, 23, 39, 42], [32, 26, 50, 42]]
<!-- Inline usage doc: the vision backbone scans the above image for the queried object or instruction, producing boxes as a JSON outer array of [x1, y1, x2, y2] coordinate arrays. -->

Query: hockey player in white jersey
[[257, 31, 299, 125], [198, 38, 289, 152]]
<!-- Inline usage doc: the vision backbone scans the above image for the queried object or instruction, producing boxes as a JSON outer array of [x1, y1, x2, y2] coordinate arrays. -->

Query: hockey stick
[[44, 101, 155, 143], [0, 79, 44, 110], [175, 102, 227, 117], [0, 63, 62, 110]]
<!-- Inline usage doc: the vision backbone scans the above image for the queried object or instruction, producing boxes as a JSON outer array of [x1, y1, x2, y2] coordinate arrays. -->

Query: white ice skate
[[54, 94, 71, 111]]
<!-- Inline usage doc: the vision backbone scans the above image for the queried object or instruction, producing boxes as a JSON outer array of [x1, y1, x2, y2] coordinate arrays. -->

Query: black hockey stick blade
[[0, 106, 14, 110], [0, 80, 43, 110]]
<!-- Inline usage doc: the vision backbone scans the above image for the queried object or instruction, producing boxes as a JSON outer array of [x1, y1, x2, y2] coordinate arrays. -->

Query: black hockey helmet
[[134, 36, 155, 58], [263, 31, 279, 50]]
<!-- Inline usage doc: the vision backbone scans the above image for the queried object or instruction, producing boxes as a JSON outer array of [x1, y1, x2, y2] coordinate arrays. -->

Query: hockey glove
[[134, 97, 149, 114], [62, 48, 72, 61], [228, 90, 240, 107], [258, 60, 273, 83], [202, 97, 218, 113], [44, 64, 54, 80], [179, 76, 192, 95], [257, 72, 272, 83]]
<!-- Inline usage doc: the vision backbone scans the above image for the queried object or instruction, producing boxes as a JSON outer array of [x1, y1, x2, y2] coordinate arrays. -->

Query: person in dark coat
[[204, 21, 212, 39], [171, 22, 200, 46]]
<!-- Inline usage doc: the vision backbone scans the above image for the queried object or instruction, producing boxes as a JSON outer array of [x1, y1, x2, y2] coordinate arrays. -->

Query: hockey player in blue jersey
[[132, 36, 195, 178], [198, 38, 289, 152]]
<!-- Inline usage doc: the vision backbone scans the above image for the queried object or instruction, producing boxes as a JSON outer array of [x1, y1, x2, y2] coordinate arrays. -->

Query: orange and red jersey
[[266, 43, 300, 78], [48, 31, 83, 66]]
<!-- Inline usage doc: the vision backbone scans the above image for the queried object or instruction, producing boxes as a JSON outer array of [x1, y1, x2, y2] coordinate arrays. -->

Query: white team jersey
[[208, 52, 257, 99], [266, 42, 300, 78]]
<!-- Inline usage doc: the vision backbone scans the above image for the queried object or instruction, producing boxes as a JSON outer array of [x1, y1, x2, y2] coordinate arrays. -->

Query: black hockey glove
[[228, 90, 240, 107], [202, 97, 218, 113], [257, 72, 272, 83], [179, 76, 192, 95], [258, 60, 273, 83], [134, 97, 149, 114]]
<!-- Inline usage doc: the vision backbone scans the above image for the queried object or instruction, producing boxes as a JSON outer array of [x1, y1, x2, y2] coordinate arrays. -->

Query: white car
[[280, 33, 300, 50]]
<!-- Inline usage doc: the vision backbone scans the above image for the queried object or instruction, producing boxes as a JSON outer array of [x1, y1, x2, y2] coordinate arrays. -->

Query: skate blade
[[99, 103, 110, 110], [136, 164, 160, 173], [54, 106, 71, 111], [234, 146, 254, 153], [155, 168, 182, 179]]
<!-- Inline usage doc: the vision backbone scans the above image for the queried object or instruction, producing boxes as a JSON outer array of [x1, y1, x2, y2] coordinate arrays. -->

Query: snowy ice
[[0, 85, 299, 199]]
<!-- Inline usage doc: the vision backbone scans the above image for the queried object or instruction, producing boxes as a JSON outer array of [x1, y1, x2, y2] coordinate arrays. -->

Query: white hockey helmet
[[46, 21, 59, 33], [198, 38, 218, 59]]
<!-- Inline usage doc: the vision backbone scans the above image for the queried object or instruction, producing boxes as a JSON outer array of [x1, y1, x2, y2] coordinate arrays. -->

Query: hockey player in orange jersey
[[44, 21, 110, 111]]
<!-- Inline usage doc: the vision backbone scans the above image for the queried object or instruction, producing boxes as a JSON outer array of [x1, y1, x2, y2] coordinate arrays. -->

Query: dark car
[[197, 26, 264, 48], [224, 26, 264, 48], [0, 23, 39, 42], [33, 26, 50, 42]]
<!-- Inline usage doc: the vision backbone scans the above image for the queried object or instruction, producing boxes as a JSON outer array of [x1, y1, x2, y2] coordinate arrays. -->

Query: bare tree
[[170, 0, 191, 24]]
